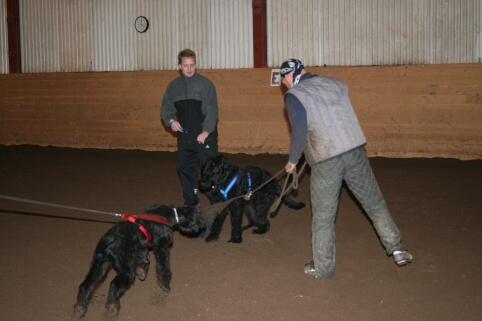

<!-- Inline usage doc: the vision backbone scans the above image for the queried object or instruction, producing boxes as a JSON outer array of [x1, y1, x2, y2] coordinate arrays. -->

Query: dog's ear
[[175, 205, 206, 235], [220, 155, 238, 173], [202, 155, 219, 173], [205, 154, 216, 164], [175, 205, 200, 219]]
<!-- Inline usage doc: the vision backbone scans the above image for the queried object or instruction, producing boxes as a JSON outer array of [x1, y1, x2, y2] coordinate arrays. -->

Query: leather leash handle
[[269, 160, 307, 216]]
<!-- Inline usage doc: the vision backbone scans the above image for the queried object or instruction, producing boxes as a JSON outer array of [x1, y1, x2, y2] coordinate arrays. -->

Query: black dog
[[73, 204, 205, 318], [199, 154, 305, 243]]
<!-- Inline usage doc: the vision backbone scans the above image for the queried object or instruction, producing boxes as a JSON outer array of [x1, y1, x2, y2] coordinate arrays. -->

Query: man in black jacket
[[161, 49, 219, 207]]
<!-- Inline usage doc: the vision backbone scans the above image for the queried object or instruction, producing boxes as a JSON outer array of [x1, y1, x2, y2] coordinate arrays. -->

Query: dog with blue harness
[[199, 154, 305, 243]]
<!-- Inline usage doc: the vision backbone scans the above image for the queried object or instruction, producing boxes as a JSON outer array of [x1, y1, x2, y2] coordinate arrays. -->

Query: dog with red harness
[[73, 204, 205, 318]]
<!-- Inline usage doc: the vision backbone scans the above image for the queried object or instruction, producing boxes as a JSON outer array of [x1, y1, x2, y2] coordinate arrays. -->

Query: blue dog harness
[[220, 171, 252, 200]]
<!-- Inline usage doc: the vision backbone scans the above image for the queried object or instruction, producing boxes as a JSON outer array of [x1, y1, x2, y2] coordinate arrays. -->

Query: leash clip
[[244, 191, 253, 200]]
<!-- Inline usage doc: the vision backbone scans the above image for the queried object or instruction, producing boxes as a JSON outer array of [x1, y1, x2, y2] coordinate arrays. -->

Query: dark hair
[[178, 49, 196, 65]]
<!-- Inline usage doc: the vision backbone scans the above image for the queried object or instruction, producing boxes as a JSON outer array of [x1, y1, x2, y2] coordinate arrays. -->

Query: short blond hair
[[178, 49, 196, 65]]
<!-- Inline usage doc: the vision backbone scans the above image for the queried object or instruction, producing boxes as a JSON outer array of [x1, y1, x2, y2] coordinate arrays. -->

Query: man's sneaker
[[304, 261, 317, 276], [393, 250, 413, 266]]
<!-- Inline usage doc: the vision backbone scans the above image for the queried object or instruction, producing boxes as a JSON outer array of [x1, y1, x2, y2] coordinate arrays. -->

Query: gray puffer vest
[[287, 75, 366, 165]]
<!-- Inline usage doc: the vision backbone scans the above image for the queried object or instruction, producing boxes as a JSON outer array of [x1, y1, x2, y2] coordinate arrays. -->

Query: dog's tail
[[272, 180, 305, 210], [281, 195, 305, 210]]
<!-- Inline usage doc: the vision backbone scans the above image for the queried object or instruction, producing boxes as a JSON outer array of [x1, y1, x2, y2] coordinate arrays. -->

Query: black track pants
[[177, 141, 218, 206]]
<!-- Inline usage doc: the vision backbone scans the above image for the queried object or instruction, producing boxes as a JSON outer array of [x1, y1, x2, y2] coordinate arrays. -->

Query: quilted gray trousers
[[310, 146, 403, 278]]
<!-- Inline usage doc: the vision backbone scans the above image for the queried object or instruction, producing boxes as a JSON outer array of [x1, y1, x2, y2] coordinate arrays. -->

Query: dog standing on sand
[[200, 154, 305, 243], [73, 204, 206, 318]]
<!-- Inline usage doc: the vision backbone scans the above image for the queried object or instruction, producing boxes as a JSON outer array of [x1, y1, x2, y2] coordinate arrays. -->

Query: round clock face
[[135, 16, 149, 33]]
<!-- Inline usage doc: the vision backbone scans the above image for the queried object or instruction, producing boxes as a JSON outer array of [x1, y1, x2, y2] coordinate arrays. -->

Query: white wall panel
[[59, 0, 93, 72], [0, 0, 8, 74], [174, 0, 212, 69], [139, 0, 253, 70], [91, 0, 135, 71], [21, 0, 61, 72], [210, 0, 253, 68], [268, 0, 482, 67], [18, 0, 252, 73]]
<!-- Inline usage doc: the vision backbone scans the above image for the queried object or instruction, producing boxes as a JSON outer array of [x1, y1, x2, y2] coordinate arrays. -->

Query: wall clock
[[135, 16, 149, 33]]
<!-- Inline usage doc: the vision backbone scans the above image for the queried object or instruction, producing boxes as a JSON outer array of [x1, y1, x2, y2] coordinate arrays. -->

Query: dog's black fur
[[199, 154, 305, 243], [73, 204, 205, 318]]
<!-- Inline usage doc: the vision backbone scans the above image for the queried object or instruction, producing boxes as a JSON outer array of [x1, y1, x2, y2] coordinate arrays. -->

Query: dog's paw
[[72, 304, 87, 319], [160, 283, 171, 293], [205, 233, 220, 243], [157, 274, 171, 293], [158, 279, 171, 293], [136, 266, 149, 281], [105, 301, 120, 316], [228, 237, 242, 243], [253, 222, 270, 234]]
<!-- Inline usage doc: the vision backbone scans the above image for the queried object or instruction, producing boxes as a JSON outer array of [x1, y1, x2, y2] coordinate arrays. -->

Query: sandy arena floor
[[0, 145, 480, 321]]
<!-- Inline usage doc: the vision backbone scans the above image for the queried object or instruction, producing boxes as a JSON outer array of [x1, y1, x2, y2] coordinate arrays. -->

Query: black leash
[[0, 195, 122, 217]]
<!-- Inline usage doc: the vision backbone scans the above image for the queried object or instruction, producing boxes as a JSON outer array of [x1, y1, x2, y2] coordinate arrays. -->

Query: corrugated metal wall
[[268, 0, 482, 67], [21, 0, 60, 72], [0, 0, 8, 74], [2, 0, 481, 73], [18, 0, 253, 73]]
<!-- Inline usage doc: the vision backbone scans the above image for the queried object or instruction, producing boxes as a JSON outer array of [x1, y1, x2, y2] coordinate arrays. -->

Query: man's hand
[[286, 162, 297, 173], [197, 132, 209, 144], [169, 120, 182, 132]]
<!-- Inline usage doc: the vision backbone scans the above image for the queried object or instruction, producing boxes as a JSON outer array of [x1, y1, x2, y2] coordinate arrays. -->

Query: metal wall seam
[[0, 0, 8, 74]]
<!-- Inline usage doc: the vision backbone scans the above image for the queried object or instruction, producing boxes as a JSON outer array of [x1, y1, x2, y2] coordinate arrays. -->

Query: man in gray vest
[[280, 59, 412, 278]]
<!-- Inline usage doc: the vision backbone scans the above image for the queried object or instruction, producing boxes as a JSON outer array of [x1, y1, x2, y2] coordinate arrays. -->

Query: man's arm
[[201, 81, 219, 134], [160, 84, 177, 127], [285, 93, 307, 165]]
